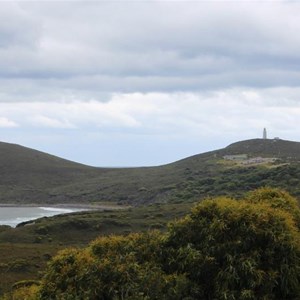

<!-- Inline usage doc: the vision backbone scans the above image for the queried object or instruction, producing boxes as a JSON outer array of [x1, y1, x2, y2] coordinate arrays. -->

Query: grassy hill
[[0, 138, 300, 205], [0, 142, 103, 203], [220, 138, 300, 159], [1, 138, 300, 296]]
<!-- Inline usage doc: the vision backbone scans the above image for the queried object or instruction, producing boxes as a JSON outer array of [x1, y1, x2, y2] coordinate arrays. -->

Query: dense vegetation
[[4, 188, 300, 299]]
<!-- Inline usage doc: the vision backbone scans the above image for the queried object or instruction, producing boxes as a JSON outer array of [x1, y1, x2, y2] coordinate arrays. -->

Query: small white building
[[242, 157, 277, 165]]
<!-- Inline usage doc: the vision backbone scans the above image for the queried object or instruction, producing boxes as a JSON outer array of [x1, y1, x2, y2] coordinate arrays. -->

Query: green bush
[[245, 187, 300, 228], [8, 259, 30, 272], [12, 280, 40, 290], [2, 281, 39, 300], [35, 225, 49, 235], [36, 188, 300, 299], [165, 196, 300, 299], [39, 232, 189, 300]]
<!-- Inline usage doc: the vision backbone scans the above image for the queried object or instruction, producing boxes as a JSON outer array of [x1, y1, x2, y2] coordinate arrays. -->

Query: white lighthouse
[[263, 128, 267, 139]]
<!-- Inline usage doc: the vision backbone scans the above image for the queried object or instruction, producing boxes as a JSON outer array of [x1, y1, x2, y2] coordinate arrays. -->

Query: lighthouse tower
[[263, 128, 267, 139]]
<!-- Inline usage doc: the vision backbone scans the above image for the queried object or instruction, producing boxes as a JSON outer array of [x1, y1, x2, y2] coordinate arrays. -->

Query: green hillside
[[220, 138, 300, 159], [0, 138, 300, 205], [0, 136, 300, 296], [0, 142, 103, 203]]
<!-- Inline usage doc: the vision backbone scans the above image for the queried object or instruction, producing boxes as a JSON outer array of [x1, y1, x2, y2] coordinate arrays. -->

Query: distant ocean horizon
[[0, 206, 85, 227]]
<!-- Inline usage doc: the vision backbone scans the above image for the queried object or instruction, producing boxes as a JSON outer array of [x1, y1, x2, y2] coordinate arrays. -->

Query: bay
[[0, 206, 85, 227]]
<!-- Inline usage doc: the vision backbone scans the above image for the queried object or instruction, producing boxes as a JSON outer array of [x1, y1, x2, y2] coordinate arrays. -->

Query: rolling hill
[[0, 138, 300, 205], [1, 138, 300, 296]]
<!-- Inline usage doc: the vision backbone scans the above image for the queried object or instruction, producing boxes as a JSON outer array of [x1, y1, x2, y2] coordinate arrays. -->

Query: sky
[[1, 0, 300, 167]]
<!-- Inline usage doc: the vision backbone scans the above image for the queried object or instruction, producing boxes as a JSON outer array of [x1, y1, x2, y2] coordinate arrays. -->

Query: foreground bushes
[[9, 188, 300, 299], [165, 197, 300, 299], [39, 232, 189, 300]]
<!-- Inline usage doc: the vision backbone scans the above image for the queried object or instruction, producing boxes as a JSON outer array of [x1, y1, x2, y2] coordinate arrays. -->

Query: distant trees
[[7, 187, 300, 299]]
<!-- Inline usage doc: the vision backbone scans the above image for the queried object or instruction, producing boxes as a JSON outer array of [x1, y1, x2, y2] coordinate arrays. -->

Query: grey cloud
[[0, 2, 40, 49], [1, 1, 300, 101], [2, 68, 300, 104]]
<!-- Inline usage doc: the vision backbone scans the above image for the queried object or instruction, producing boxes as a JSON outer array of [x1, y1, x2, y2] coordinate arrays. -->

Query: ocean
[[0, 206, 85, 227]]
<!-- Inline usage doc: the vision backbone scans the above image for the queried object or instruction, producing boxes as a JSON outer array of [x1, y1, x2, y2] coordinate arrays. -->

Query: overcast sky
[[1, 0, 300, 166]]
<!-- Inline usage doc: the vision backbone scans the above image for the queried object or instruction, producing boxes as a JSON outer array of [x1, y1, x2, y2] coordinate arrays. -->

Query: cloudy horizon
[[1, 1, 300, 166]]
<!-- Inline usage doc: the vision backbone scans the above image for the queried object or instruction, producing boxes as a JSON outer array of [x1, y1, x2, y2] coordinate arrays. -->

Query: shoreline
[[0, 203, 130, 210], [0, 204, 130, 228]]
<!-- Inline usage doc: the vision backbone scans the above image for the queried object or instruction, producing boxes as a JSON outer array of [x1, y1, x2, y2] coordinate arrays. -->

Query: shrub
[[38, 188, 300, 299], [245, 187, 300, 228], [35, 225, 49, 235], [8, 259, 30, 272], [39, 232, 189, 300], [0, 225, 11, 233], [2, 281, 39, 300], [12, 280, 40, 290], [165, 197, 300, 299]]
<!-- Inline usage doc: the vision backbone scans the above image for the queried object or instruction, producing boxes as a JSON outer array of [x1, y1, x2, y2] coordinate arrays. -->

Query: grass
[[0, 243, 63, 295]]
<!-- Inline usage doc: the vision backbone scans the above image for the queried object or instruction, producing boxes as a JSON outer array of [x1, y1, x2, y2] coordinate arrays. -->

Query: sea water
[[0, 206, 85, 227]]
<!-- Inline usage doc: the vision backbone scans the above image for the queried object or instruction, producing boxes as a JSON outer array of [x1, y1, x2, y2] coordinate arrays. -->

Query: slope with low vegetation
[[0, 139, 300, 205], [4, 187, 300, 300]]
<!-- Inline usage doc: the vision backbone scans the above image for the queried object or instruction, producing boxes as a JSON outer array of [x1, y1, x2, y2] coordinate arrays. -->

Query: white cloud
[[31, 115, 75, 129], [0, 117, 18, 128], [0, 99, 141, 129], [0, 88, 299, 137]]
